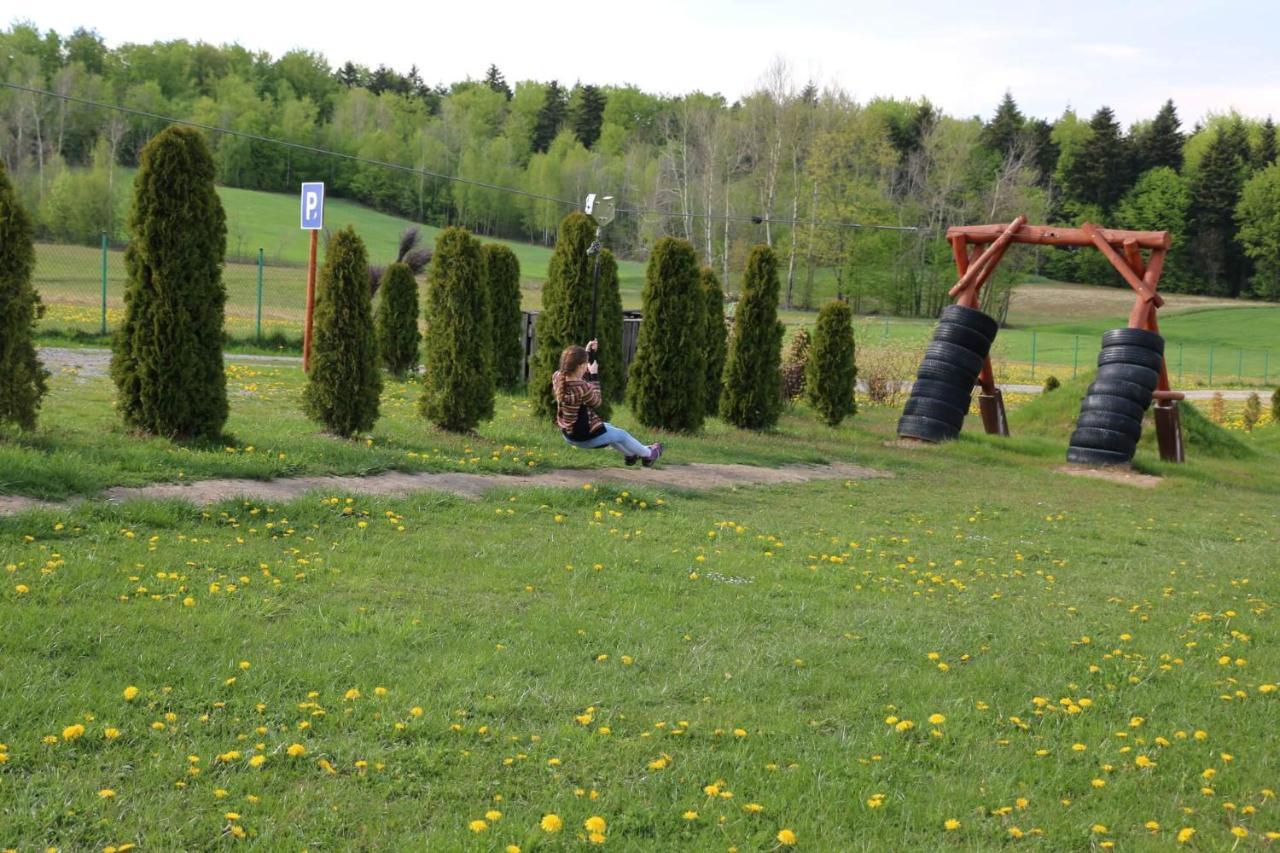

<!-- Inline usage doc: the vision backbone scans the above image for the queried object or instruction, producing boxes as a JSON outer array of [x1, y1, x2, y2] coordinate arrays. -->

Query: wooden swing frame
[[945, 217, 1186, 462]]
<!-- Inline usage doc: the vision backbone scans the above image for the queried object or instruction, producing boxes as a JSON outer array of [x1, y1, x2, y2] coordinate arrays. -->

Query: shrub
[[1043, 375, 1062, 392], [110, 125, 228, 440], [806, 300, 857, 426], [782, 327, 812, 402], [860, 338, 924, 406], [595, 249, 625, 402], [302, 226, 382, 436], [420, 227, 495, 432], [721, 245, 784, 430], [1272, 387, 1280, 422], [701, 267, 727, 416], [375, 261, 420, 378], [530, 212, 609, 418], [1242, 392, 1262, 432], [627, 237, 705, 432], [1210, 391, 1225, 424], [0, 160, 48, 430], [482, 243, 523, 390]]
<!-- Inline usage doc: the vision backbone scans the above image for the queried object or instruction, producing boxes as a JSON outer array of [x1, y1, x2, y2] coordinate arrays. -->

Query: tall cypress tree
[[420, 227, 495, 431], [1136, 99, 1185, 173], [569, 84, 607, 149], [530, 212, 609, 418], [806, 299, 857, 427], [482, 243, 523, 390], [1189, 125, 1249, 296], [532, 80, 567, 154], [981, 92, 1024, 158], [1062, 106, 1134, 213], [701, 266, 727, 417], [110, 125, 228, 440], [627, 237, 705, 432], [720, 245, 784, 431], [595, 248, 625, 402], [374, 261, 420, 378], [1254, 118, 1277, 170], [0, 160, 48, 431], [303, 226, 382, 436]]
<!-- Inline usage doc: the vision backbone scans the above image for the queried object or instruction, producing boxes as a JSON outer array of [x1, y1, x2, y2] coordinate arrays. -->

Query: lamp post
[[584, 193, 615, 341]]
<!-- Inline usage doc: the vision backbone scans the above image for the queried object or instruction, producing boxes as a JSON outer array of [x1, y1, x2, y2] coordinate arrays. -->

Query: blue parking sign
[[300, 182, 325, 230]]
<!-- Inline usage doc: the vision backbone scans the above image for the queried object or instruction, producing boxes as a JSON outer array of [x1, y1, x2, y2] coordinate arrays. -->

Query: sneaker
[[624, 455, 640, 466], [641, 443, 664, 468]]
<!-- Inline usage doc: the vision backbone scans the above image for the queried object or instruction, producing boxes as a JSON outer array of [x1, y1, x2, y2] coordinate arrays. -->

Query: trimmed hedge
[[595, 249, 626, 402], [0, 160, 47, 430], [483, 243, 523, 390], [375, 261, 420, 377], [721, 244, 784, 430], [701, 267, 727, 417], [806, 299, 857, 426]]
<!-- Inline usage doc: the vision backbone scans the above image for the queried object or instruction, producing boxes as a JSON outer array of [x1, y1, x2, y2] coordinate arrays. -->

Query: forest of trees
[[2, 22, 1278, 315]]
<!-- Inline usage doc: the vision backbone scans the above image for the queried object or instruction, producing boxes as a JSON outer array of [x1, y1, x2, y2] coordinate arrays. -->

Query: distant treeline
[[2, 23, 1278, 314]]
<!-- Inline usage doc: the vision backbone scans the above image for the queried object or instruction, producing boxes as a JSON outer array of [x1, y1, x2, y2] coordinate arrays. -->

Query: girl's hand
[[586, 339, 598, 355]]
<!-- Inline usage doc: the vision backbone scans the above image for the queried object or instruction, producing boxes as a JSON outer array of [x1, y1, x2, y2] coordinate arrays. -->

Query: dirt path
[[0, 462, 891, 517]]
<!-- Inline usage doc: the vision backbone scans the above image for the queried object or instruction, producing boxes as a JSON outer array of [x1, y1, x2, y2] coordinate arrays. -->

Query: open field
[[2, 366, 1279, 849]]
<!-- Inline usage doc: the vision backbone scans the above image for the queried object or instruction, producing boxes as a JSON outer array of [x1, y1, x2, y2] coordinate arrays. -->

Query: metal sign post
[[300, 182, 325, 371]]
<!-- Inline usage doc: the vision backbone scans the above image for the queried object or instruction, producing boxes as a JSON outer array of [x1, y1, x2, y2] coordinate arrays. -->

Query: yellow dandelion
[[104, 728, 120, 740], [928, 713, 946, 725], [248, 755, 265, 768], [287, 743, 306, 757], [683, 810, 699, 821], [486, 810, 502, 822], [540, 813, 562, 833], [584, 816, 606, 833], [98, 789, 115, 798], [123, 686, 139, 702], [944, 819, 961, 831], [777, 828, 797, 845], [1176, 828, 1196, 844], [62, 724, 85, 741], [467, 820, 488, 833]]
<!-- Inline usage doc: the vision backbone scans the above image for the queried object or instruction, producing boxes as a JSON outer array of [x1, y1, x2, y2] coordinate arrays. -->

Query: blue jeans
[[564, 423, 650, 457]]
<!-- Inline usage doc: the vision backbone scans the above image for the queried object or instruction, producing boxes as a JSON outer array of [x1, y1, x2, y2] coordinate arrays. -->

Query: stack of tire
[[1067, 328, 1164, 466], [897, 305, 998, 443]]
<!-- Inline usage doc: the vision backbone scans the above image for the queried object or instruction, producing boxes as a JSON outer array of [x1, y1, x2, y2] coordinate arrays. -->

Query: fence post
[[1266, 350, 1271, 385], [1237, 348, 1243, 384], [1030, 331, 1037, 380], [1208, 344, 1214, 385], [1072, 335, 1079, 378], [256, 248, 265, 343], [100, 231, 108, 335], [883, 315, 890, 341], [1178, 342, 1184, 384]]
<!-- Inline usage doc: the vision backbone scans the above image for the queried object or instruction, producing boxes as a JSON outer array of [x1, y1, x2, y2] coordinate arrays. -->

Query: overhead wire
[[2, 81, 919, 233]]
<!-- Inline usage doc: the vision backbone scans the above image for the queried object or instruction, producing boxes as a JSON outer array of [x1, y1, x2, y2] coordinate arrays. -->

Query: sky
[[15, 0, 1280, 125]]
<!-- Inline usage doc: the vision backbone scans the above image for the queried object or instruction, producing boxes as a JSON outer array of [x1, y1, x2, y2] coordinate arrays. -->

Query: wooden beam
[[950, 235, 969, 276], [949, 216, 1026, 298], [946, 223, 1170, 250], [1083, 222, 1165, 308], [1122, 238, 1145, 278]]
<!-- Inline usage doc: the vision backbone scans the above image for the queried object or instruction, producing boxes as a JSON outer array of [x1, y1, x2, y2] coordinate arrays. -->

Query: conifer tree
[[483, 64, 512, 100], [374, 261, 420, 377], [1136, 99, 1185, 173], [303, 226, 382, 436], [110, 125, 228, 440], [701, 267, 727, 416], [532, 80, 567, 154], [530, 212, 610, 418], [420, 227, 495, 431], [595, 248, 625, 402], [1061, 106, 1134, 213], [482, 243, 523, 390], [806, 299, 857, 427], [720, 245, 784, 430], [569, 84, 607, 149], [1254, 118, 1278, 170], [0, 160, 48, 430], [1189, 125, 1249, 295], [981, 92, 1025, 158], [627, 237, 705, 432]]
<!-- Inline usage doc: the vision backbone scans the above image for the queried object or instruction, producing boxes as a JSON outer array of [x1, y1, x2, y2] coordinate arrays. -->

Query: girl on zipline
[[553, 340, 663, 466]]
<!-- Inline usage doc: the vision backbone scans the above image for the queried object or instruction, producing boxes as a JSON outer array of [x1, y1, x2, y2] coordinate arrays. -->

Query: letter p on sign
[[300, 182, 325, 230]]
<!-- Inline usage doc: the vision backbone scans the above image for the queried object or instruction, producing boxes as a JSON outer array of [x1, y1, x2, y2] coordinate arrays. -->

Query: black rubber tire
[[1086, 378, 1154, 405], [924, 340, 986, 376], [1095, 362, 1159, 391], [1079, 394, 1149, 422], [897, 414, 960, 443], [1076, 410, 1143, 440], [1101, 328, 1165, 354], [1069, 427, 1137, 456], [909, 379, 973, 412], [916, 358, 979, 386], [1066, 446, 1133, 467], [903, 395, 967, 429], [932, 322, 993, 357], [939, 304, 998, 341], [1097, 345, 1165, 372]]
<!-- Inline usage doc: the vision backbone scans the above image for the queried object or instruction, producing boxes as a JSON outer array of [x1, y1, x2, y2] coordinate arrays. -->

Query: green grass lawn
[[2, 367, 1279, 849]]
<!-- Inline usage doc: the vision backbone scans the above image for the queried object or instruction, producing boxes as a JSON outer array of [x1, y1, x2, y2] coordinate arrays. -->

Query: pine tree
[[1189, 125, 1249, 295], [1136, 99, 1185, 173], [1061, 106, 1134, 213], [595, 249, 626, 402], [569, 84, 607, 149], [0, 160, 48, 430], [981, 92, 1025, 158], [701, 267, 727, 417], [530, 212, 610, 418], [303, 226, 382, 436], [374, 261, 420, 378], [627, 237, 705, 432], [1255, 118, 1278, 170], [420, 227, 495, 431], [110, 125, 228, 440], [483, 64, 512, 100], [1027, 118, 1060, 188], [720, 245, 784, 430], [532, 80, 567, 154], [482, 243, 523, 390], [806, 299, 857, 427]]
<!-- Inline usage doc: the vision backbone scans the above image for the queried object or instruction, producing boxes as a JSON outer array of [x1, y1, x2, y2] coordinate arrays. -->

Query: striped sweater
[[552, 370, 605, 440]]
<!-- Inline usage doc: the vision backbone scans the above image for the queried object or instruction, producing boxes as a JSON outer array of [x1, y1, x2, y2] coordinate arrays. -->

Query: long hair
[[552, 345, 590, 403]]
